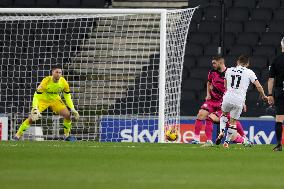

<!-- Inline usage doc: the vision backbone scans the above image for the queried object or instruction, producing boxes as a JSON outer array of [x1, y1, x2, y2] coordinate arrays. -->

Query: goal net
[[0, 8, 196, 142]]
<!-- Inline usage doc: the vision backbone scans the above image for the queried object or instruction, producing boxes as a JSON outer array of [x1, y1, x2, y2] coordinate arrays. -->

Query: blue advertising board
[[100, 117, 283, 144]]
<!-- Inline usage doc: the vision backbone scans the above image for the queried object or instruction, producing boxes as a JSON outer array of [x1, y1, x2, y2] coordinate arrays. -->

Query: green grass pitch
[[0, 142, 284, 189]]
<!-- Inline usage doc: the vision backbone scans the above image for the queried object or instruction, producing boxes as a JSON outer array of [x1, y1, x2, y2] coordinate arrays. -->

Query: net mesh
[[0, 8, 196, 142]]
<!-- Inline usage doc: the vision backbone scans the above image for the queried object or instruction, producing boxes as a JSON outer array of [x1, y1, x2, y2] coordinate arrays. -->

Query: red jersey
[[207, 68, 227, 101]]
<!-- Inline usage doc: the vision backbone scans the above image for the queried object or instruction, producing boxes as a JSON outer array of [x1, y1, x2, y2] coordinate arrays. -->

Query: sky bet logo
[[120, 124, 159, 142], [120, 124, 278, 144]]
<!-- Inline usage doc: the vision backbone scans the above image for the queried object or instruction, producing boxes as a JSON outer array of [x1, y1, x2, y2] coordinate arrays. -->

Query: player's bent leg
[[59, 108, 76, 141], [236, 121, 245, 137], [215, 113, 228, 145], [14, 118, 33, 140], [191, 109, 209, 144], [201, 117, 213, 147]]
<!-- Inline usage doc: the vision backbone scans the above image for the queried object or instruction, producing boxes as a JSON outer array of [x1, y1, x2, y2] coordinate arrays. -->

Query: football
[[166, 129, 178, 141]]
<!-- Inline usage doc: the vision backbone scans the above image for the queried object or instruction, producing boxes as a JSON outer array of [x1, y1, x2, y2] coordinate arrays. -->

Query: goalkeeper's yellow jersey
[[32, 76, 75, 109]]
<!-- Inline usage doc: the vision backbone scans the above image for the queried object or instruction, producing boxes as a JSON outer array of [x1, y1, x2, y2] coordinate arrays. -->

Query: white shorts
[[221, 101, 243, 119]]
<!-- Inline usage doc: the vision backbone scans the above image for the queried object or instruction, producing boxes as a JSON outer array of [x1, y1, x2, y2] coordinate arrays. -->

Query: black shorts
[[274, 90, 284, 115]]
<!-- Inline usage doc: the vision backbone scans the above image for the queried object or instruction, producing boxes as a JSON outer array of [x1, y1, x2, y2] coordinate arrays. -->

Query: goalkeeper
[[13, 65, 80, 141]]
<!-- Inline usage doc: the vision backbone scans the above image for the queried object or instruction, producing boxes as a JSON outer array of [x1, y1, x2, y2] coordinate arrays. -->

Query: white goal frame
[[0, 8, 195, 143]]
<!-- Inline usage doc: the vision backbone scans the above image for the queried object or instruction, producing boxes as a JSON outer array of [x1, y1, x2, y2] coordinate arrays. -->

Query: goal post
[[0, 8, 197, 142]]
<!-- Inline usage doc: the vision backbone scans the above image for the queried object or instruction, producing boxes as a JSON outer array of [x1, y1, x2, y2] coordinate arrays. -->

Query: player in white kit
[[219, 55, 268, 148]]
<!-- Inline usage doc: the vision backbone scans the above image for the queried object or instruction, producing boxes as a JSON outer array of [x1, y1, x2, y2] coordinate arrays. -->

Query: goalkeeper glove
[[30, 107, 42, 121], [71, 109, 79, 120]]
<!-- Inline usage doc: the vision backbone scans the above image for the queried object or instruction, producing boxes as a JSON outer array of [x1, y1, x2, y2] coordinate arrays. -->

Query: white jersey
[[223, 65, 257, 106]]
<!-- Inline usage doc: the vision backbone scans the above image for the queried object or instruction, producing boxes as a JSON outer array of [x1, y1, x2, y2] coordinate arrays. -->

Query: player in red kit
[[190, 56, 247, 146]]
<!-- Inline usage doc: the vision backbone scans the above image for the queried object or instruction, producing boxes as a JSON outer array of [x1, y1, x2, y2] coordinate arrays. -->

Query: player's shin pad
[[71, 109, 79, 120], [220, 115, 228, 132], [30, 107, 42, 121], [226, 126, 237, 142], [63, 119, 72, 137]]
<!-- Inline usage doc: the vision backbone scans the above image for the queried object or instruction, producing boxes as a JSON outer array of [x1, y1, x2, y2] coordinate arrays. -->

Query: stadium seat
[[14, 0, 36, 7], [81, 0, 106, 8], [226, 7, 249, 22], [196, 90, 208, 101], [268, 21, 284, 32], [273, 8, 284, 20], [228, 45, 253, 56], [280, 0, 284, 7], [182, 78, 205, 91], [191, 7, 203, 22], [203, 44, 220, 56], [224, 21, 243, 33], [224, 55, 238, 67], [196, 56, 212, 68], [235, 32, 259, 46], [189, 68, 210, 80], [250, 8, 272, 23], [253, 45, 276, 56], [203, 6, 221, 21], [260, 69, 270, 81], [181, 91, 197, 101], [188, 0, 210, 7], [188, 32, 211, 45], [180, 99, 201, 116], [0, 0, 12, 7], [244, 20, 267, 33], [249, 55, 268, 69], [36, 0, 58, 7], [260, 32, 282, 46], [233, 0, 256, 9], [185, 43, 203, 56], [198, 21, 221, 32], [188, 21, 198, 32], [184, 55, 196, 69], [211, 32, 235, 45], [246, 91, 260, 103], [183, 66, 190, 80], [257, 0, 281, 9], [58, 0, 81, 8]]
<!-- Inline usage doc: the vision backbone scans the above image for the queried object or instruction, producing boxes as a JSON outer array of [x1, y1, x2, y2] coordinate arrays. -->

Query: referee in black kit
[[268, 36, 284, 151]]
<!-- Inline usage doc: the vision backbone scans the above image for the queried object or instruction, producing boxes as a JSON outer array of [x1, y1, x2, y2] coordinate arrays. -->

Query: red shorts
[[200, 99, 222, 114]]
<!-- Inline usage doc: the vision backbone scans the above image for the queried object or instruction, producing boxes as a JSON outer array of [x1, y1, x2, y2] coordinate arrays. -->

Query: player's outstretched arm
[[267, 78, 275, 105], [253, 80, 268, 101], [63, 78, 79, 120], [63, 91, 79, 120]]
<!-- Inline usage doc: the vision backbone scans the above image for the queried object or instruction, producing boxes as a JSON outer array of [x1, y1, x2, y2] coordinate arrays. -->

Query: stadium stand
[[185, 0, 284, 117], [1, 0, 284, 118], [250, 8, 273, 23], [233, 0, 256, 9], [0, 0, 13, 7]]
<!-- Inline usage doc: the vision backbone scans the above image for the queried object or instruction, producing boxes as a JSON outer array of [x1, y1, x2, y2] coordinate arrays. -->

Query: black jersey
[[269, 52, 284, 90]]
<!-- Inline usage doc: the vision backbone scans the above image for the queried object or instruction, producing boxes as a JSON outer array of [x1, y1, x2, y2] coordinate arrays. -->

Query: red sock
[[194, 119, 203, 137], [233, 135, 244, 143], [236, 121, 245, 137], [205, 118, 213, 141]]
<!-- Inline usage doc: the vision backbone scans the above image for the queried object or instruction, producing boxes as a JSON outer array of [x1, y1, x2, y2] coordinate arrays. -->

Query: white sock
[[225, 125, 237, 142], [220, 115, 228, 132]]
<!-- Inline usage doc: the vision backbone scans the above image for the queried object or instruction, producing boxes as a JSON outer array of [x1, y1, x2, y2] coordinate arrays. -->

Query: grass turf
[[0, 142, 284, 189]]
